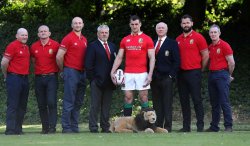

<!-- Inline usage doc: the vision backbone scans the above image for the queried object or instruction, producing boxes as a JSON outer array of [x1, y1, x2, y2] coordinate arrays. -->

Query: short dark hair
[[181, 14, 193, 22], [130, 15, 141, 23]]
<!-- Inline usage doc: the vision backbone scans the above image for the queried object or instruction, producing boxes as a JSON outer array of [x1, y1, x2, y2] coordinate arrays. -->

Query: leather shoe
[[224, 127, 232, 132], [101, 129, 112, 133], [205, 128, 217, 132], [90, 129, 99, 133], [178, 128, 191, 132]]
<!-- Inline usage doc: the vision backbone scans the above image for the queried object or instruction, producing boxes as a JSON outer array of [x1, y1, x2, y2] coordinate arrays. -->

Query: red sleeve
[[147, 36, 154, 50], [60, 36, 70, 51], [196, 34, 208, 52], [4, 43, 15, 60], [119, 37, 126, 50], [222, 42, 233, 56]]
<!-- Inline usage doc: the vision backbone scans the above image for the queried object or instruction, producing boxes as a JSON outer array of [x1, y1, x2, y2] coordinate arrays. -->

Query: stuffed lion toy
[[109, 108, 168, 133]]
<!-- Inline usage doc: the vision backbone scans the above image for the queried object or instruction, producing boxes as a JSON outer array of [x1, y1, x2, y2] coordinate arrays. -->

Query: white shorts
[[121, 72, 150, 90]]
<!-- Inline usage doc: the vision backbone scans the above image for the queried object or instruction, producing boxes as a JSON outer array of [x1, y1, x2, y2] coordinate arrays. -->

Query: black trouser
[[89, 80, 113, 131], [151, 76, 173, 132], [177, 69, 204, 131], [35, 74, 58, 131]]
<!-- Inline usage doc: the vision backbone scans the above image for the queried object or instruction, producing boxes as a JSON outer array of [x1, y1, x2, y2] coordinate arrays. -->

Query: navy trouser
[[151, 76, 173, 132], [177, 69, 204, 131], [5, 73, 29, 134], [35, 74, 58, 131], [61, 67, 86, 132], [88, 80, 113, 131], [208, 70, 233, 131]]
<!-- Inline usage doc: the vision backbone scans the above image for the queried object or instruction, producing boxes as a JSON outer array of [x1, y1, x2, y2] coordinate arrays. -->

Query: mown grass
[[0, 122, 250, 146]]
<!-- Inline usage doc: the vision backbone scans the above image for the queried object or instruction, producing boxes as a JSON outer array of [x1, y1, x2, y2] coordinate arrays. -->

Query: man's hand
[[111, 71, 117, 85], [230, 76, 234, 82], [143, 75, 152, 88]]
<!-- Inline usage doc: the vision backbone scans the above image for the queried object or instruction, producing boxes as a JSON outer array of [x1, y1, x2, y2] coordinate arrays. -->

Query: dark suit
[[85, 40, 116, 132], [151, 37, 180, 132]]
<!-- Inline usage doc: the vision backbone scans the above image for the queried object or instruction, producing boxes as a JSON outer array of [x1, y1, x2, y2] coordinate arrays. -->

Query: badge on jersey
[[20, 51, 23, 54], [74, 42, 78, 46], [190, 39, 194, 44], [165, 50, 169, 56], [138, 38, 143, 44], [49, 49, 53, 54], [217, 48, 221, 54], [35, 50, 38, 53]]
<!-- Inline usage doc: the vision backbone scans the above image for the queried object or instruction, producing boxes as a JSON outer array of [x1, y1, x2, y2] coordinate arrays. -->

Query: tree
[[183, 0, 207, 29]]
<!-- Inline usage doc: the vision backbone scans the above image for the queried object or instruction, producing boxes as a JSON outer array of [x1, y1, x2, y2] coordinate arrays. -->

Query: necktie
[[155, 39, 162, 55], [104, 42, 110, 60]]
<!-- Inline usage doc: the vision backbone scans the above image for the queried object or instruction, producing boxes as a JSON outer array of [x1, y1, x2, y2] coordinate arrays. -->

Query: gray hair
[[17, 28, 28, 34], [209, 24, 221, 33], [97, 24, 109, 32], [38, 25, 50, 32]]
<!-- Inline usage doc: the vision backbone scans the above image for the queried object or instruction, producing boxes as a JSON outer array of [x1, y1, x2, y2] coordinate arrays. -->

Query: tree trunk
[[183, 0, 207, 29]]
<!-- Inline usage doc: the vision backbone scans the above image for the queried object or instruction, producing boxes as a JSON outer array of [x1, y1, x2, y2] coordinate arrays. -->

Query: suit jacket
[[85, 40, 117, 88], [153, 37, 180, 79]]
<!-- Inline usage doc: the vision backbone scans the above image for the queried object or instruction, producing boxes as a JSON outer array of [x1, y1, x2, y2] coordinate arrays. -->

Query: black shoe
[[48, 128, 56, 134], [224, 127, 232, 132], [5, 131, 17, 135], [178, 128, 191, 132], [62, 129, 73, 134], [205, 128, 217, 132], [101, 129, 112, 133], [90, 129, 99, 133], [197, 128, 204, 132], [40, 129, 49, 134]]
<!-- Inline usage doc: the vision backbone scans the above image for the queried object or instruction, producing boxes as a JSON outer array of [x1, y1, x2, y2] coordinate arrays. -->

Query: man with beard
[[31, 25, 59, 134], [1, 28, 30, 135], [176, 14, 209, 132], [56, 17, 87, 133]]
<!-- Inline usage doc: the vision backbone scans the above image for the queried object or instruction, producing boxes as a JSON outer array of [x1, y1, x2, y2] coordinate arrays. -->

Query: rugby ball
[[115, 69, 125, 85]]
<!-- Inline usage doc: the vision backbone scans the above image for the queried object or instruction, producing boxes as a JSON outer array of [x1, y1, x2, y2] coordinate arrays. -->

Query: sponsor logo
[[35, 50, 38, 53], [190, 39, 194, 44], [138, 38, 143, 43], [126, 39, 131, 42], [20, 51, 23, 54], [217, 48, 221, 54], [74, 42, 78, 46], [49, 49, 53, 54]]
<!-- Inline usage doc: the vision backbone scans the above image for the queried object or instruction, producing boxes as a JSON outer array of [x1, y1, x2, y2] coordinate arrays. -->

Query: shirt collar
[[158, 36, 167, 42]]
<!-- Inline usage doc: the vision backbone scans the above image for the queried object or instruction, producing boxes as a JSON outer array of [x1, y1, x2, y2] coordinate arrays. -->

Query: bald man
[[151, 22, 180, 132], [1, 28, 30, 135], [56, 17, 88, 133], [31, 25, 59, 134]]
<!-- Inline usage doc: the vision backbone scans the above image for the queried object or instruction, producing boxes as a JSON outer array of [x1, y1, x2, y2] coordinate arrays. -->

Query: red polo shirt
[[176, 30, 208, 70], [31, 39, 59, 74], [60, 31, 87, 71], [3, 40, 30, 75], [120, 33, 154, 73], [208, 39, 233, 71]]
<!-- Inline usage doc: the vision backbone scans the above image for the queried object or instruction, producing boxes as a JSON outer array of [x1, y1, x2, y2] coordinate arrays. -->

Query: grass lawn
[[0, 122, 250, 146]]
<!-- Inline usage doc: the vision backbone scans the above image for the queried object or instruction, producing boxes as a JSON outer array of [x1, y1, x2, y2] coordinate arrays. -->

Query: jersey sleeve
[[222, 42, 233, 56], [3, 43, 15, 60], [197, 34, 208, 52], [147, 36, 154, 50], [119, 38, 126, 50], [60, 36, 70, 51]]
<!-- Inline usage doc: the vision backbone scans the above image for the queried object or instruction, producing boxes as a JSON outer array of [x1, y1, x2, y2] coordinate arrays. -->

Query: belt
[[7, 72, 28, 77], [210, 69, 228, 73], [36, 72, 56, 77]]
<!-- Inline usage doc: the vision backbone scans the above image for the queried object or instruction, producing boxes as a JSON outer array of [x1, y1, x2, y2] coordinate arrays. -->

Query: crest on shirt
[[20, 51, 23, 54], [177, 41, 180, 44], [49, 49, 53, 54], [126, 39, 131, 42], [165, 50, 169, 56], [138, 38, 143, 43], [74, 42, 78, 46], [190, 39, 194, 44], [217, 48, 221, 54], [35, 50, 38, 53]]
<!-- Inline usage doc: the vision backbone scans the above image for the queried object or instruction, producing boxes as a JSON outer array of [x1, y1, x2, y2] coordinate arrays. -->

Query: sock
[[124, 103, 132, 116]]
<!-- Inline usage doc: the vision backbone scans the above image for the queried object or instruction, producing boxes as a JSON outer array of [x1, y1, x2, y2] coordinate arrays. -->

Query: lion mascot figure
[[110, 108, 168, 133]]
